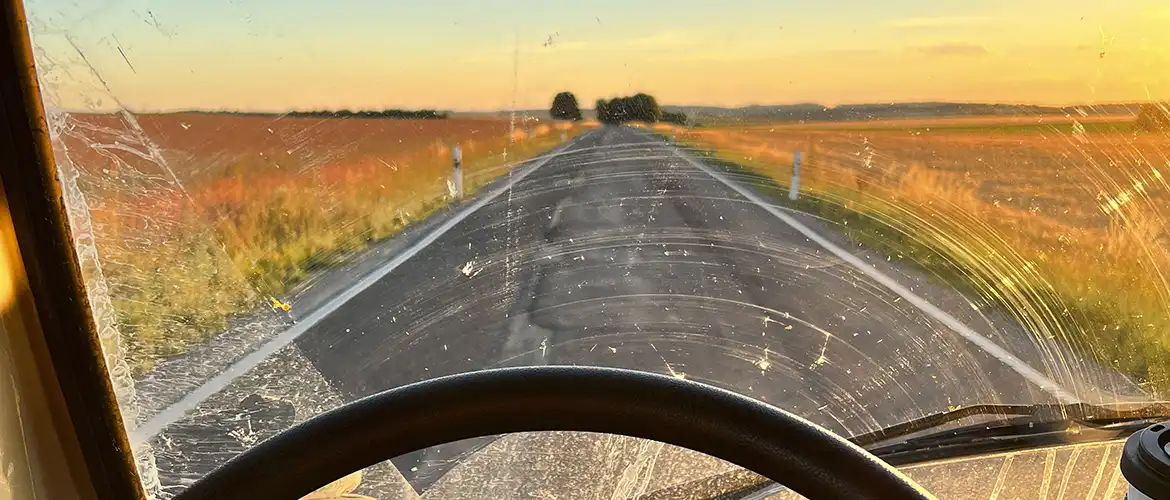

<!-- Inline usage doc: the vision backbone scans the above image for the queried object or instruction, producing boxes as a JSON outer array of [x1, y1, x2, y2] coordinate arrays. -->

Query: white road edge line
[[132, 130, 597, 444], [659, 134, 1080, 404]]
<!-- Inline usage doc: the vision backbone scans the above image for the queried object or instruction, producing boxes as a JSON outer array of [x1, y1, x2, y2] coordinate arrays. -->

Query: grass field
[[676, 115, 1170, 395], [54, 113, 583, 371]]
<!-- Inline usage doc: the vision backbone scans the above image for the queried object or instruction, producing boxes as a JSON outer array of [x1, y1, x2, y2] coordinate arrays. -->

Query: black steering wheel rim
[[175, 365, 932, 499]]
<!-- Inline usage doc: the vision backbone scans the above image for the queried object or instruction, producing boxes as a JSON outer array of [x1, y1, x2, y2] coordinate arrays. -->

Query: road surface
[[144, 125, 1144, 496]]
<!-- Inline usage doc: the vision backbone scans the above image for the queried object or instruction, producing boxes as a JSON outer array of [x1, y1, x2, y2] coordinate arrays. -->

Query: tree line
[[549, 91, 687, 125], [597, 94, 660, 124], [286, 109, 448, 119]]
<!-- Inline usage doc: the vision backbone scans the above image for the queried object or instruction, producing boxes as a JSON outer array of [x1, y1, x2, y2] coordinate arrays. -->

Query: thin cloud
[[912, 43, 989, 57], [460, 31, 693, 63], [550, 32, 691, 52], [627, 32, 689, 48], [887, 16, 992, 28]]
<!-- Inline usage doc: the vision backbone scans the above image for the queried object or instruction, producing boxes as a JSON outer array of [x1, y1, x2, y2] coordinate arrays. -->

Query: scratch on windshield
[[19, 0, 1170, 498]]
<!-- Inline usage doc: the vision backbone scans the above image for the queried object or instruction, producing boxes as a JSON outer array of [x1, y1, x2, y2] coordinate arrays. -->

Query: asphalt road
[[147, 125, 1145, 496]]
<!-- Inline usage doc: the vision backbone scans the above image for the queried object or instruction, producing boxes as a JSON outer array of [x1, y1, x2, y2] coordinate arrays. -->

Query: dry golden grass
[[54, 113, 581, 370], [680, 119, 1170, 393], [739, 114, 1133, 131]]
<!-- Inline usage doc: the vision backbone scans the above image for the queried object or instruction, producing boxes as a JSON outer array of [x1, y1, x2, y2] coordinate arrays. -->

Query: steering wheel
[[174, 366, 932, 499]]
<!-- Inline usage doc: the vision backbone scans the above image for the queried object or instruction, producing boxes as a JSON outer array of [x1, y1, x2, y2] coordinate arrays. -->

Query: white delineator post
[[452, 145, 464, 200], [788, 151, 802, 200]]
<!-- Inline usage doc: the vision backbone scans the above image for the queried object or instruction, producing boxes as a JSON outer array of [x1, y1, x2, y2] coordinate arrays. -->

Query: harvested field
[[679, 117, 1170, 393]]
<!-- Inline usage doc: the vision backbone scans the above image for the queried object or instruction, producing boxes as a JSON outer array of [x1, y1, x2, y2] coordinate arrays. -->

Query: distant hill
[[456, 102, 1144, 124], [661, 102, 1144, 124], [107, 102, 1143, 123]]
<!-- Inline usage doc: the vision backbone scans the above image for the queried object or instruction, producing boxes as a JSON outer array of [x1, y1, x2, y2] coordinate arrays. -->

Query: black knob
[[1121, 422, 1170, 499]]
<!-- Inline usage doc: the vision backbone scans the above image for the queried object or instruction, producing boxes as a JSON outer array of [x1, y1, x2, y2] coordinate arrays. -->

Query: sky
[[21, 0, 1170, 112]]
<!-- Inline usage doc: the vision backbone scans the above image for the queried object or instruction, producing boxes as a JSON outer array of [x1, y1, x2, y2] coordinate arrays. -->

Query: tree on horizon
[[1135, 103, 1170, 132], [550, 92, 583, 121], [595, 93, 663, 124]]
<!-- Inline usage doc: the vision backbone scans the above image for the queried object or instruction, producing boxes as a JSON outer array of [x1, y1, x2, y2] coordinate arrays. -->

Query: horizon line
[[49, 99, 1158, 116]]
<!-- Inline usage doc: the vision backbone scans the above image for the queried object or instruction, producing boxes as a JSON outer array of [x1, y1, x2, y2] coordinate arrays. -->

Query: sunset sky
[[22, 0, 1170, 112]]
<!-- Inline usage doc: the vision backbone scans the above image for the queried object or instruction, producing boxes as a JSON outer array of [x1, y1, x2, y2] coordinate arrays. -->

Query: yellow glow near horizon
[[22, 0, 1170, 112]]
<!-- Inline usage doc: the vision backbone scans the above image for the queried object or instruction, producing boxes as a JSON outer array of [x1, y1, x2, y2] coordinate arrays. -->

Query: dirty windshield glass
[[18, 0, 1170, 497]]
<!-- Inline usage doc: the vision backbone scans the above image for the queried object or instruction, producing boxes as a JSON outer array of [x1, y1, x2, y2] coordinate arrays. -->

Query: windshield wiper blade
[[865, 411, 1157, 468], [678, 400, 1170, 500], [850, 400, 1170, 449]]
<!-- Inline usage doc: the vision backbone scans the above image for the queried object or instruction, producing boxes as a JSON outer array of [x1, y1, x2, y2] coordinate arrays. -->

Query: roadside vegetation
[[1136, 103, 1170, 132], [58, 111, 582, 372], [675, 111, 1170, 395]]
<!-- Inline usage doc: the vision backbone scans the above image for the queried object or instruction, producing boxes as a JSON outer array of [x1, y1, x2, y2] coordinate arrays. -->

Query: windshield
[[17, 0, 1170, 497]]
